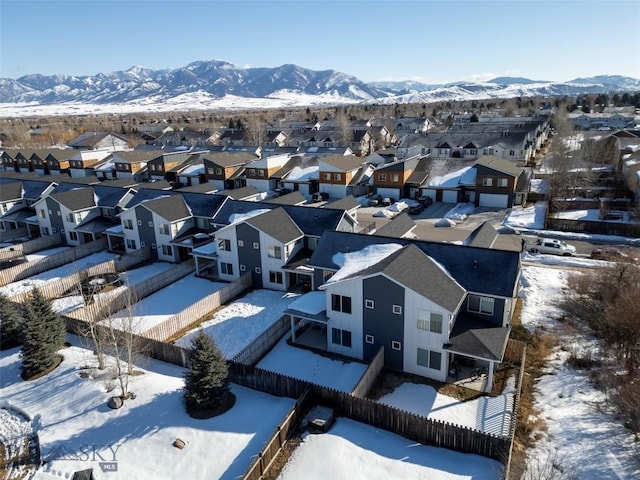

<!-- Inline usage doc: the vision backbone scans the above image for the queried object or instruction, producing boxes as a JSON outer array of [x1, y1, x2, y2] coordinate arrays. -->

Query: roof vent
[[473, 260, 478, 269]]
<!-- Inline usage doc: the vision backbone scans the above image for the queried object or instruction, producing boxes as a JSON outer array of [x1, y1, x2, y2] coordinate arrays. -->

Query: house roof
[[373, 212, 416, 238], [473, 155, 523, 177], [202, 152, 256, 167], [323, 195, 360, 211], [245, 207, 303, 244], [320, 155, 364, 171], [181, 192, 227, 218], [0, 180, 23, 202], [141, 194, 191, 222], [334, 243, 466, 312], [113, 150, 162, 164], [68, 132, 128, 148], [309, 230, 520, 298], [216, 185, 259, 200], [50, 187, 97, 211], [175, 182, 219, 194], [464, 221, 499, 248], [265, 191, 307, 205], [445, 312, 510, 361]]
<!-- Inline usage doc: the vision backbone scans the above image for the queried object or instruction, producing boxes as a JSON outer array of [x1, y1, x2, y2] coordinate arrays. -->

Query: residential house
[[68, 150, 113, 178], [203, 152, 256, 190], [0, 177, 57, 235], [622, 151, 640, 203], [154, 129, 216, 147], [373, 155, 427, 200], [110, 150, 160, 182], [170, 154, 206, 186], [146, 151, 196, 182], [473, 155, 530, 207], [296, 230, 520, 390], [317, 155, 371, 199], [1, 149, 19, 172], [32, 149, 75, 176], [273, 156, 319, 200], [244, 153, 292, 193], [568, 112, 638, 131], [67, 132, 131, 151]]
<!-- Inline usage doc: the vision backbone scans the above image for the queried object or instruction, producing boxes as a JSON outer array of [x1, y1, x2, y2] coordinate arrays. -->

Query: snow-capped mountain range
[[1, 60, 639, 117]]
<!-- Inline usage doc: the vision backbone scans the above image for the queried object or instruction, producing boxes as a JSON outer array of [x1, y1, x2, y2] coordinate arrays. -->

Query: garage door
[[442, 190, 459, 203], [479, 193, 509, 208]]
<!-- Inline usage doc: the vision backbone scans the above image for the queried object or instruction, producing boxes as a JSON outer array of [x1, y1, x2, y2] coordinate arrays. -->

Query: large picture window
[[417, 348, 441, 370], [331, 294, 352, 314], [468, 295, 495, 315], [331, 328, 352, 348]]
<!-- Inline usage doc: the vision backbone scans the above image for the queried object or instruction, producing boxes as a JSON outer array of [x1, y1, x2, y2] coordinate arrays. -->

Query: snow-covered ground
[[379, 379, 515, 437], [104, 274, 226, 333], [278, 418, 503, 480], [0, 251, 118, 298], [256, 336, 368, 393], [0, 340, 295, 480], [25, 246, 71, 262], [51, 262, 176, 315], [175, 289, 300, 359]]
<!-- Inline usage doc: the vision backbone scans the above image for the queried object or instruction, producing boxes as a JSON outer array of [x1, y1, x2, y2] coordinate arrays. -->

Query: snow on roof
[[286, 291, 326, 315], [105, 224, 124, 234], [228, 208, 272, 225], [428, 166, 475, 187], [530, 178, 550, 194], [181, 164, 205, 175], [328, 243, 404, 284], [192, 241, 217, 256], [286, 166, 319, 182]]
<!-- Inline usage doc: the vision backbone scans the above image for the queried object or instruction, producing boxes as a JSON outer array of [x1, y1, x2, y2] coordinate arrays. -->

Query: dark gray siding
[[136, 206, 157, 259], [236, 223, 262, 287], [463, 294, 505, 326], [46, 197, 65, 243], [363, 275, 404, 370]]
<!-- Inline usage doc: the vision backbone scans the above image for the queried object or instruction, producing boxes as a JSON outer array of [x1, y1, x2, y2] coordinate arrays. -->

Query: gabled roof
[[68, 132, 128, 148], [124, 188, 177, 209], [244, 207, 303, 244], [202, 152, 256, 167], [331, 243, 466, 312], [464, 221, 499, 248], [216, 185, 259, 200], [140, 194, 192, 222], [50, 187, 97, 211], [373, 212, 416, 238], [319, 155, 364, 171], [446, 313, 510, 361], [0, 181, 23, 202], [265, 191, 307, 205], [323, 195, 360, 211], [175, 182, 219, 194], [181, 192, 227, 218], [113, 150, 161, 163], [473, 155, 523, 177], [309, 230, 520, 298]]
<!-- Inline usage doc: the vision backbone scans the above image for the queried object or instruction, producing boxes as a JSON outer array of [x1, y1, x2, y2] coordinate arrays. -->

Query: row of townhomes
[[1, 162, 519, 392]]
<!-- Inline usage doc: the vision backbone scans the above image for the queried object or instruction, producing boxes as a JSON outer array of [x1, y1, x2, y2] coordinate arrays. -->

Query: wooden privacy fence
[[502, 342, 527, 480], [8, 248, 151, 304], [351, 346, 385, 398], [142, 272, 252, 342], [0, 234, 61, 261], [546, 217, 640, 237], [0, 226, 28, 242], [66, 260, 195, 323], [0, 237, 108, 287], [232, 314, 291, 365], [241, 389, 312, 480]]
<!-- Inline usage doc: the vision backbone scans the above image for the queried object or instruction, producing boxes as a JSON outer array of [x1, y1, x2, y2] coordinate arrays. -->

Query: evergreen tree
[[0, 293, 24, 350], [184, 330, 230, 414], [20, 288, 66, 379]]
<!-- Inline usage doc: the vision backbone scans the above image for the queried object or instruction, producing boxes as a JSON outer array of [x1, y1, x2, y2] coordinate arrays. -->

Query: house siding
[[362, 275, 405, 370], [135, 207, 156, 257], [464, 293, 506, 327], [326, 279, 363, 360], [236, 223, 262, 287]]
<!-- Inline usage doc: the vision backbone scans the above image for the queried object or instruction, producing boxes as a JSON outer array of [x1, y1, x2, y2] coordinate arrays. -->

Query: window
[[218, 238, 231, 251], [393, 305, 402, 315], [69, 231, 78, 241], [268, 246, 282, 259], [417, 311, 442, 333], [365, 334, 374, 344], [124, 219, 133, 230], [392, 341, 402, 351], [498, 178, 508, 188], [216, 168, 222, 175], [220, 262, 233, 275], [148, 221, 154, 228], [365, 299, 374, 309], [259, 169, 265, 176], [161, 245, 172, 256], [207, 167, 214, 174], [67, 213, 75, 223], [240, 264, 246, 272], [255, 267, 261, 274], [323, 172, 331, 181], [331, 328, 352, 348], [39, 209, 46, 219], [331, 294, 352, 314], [417, 348, 441, 370], [391, 174, 399, 182], [468, 295, 495, 315], [151, 243, 156, 249], [126, 239, 136, 249], [308, 237, 320, 250], [253, 242, 259, 249], [237, 240, 244, 247], [41, 227, 50, 235], [137, 220, 142, 226], [482, 178, 493, 187], [509, 150, 515, 156], [333, 173, 341, 181], [141, 241, 146, 247], [379, 173, 387, 181], [269, 271, 283, 284], [159, 223, 170, 235]]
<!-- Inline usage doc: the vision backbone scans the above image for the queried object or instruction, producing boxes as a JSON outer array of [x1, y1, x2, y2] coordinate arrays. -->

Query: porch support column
[[290, 315, 296, 343], [107, 235, 114, 251], [485, 361, 494, 393], [194, 256, 201, 275]]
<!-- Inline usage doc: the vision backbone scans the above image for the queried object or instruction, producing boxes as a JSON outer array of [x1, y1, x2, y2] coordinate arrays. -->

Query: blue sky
[[1, 0, 639, 83]]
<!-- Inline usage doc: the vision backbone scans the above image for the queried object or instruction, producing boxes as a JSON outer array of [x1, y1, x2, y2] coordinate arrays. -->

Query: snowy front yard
[[0, 339, 295, 480]]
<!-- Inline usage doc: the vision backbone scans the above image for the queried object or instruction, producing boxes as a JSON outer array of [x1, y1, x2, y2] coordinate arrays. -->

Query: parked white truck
[[526, 238, 576, 256]]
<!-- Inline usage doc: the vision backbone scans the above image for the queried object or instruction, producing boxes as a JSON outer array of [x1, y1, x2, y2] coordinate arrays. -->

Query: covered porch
[[282, 249, 314, 293], [444, 314, 511, 393], [191, 241, 219, 280], [171, 230, 213, 263], [285, 291, 328, 351], [105, 224, 125, 253]]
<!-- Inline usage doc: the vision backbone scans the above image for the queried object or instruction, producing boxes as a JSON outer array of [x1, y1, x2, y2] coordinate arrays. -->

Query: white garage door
[[443, 190, 458, 203], [479, 193, 509, 208]]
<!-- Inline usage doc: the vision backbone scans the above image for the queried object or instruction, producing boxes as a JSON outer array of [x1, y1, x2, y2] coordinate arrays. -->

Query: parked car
[[590, 247, 637, 262], [408, 203, 424, 215], [526, 238, 576, 256], [417, 196, 433, 207], [311, 192, 329, 203]]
